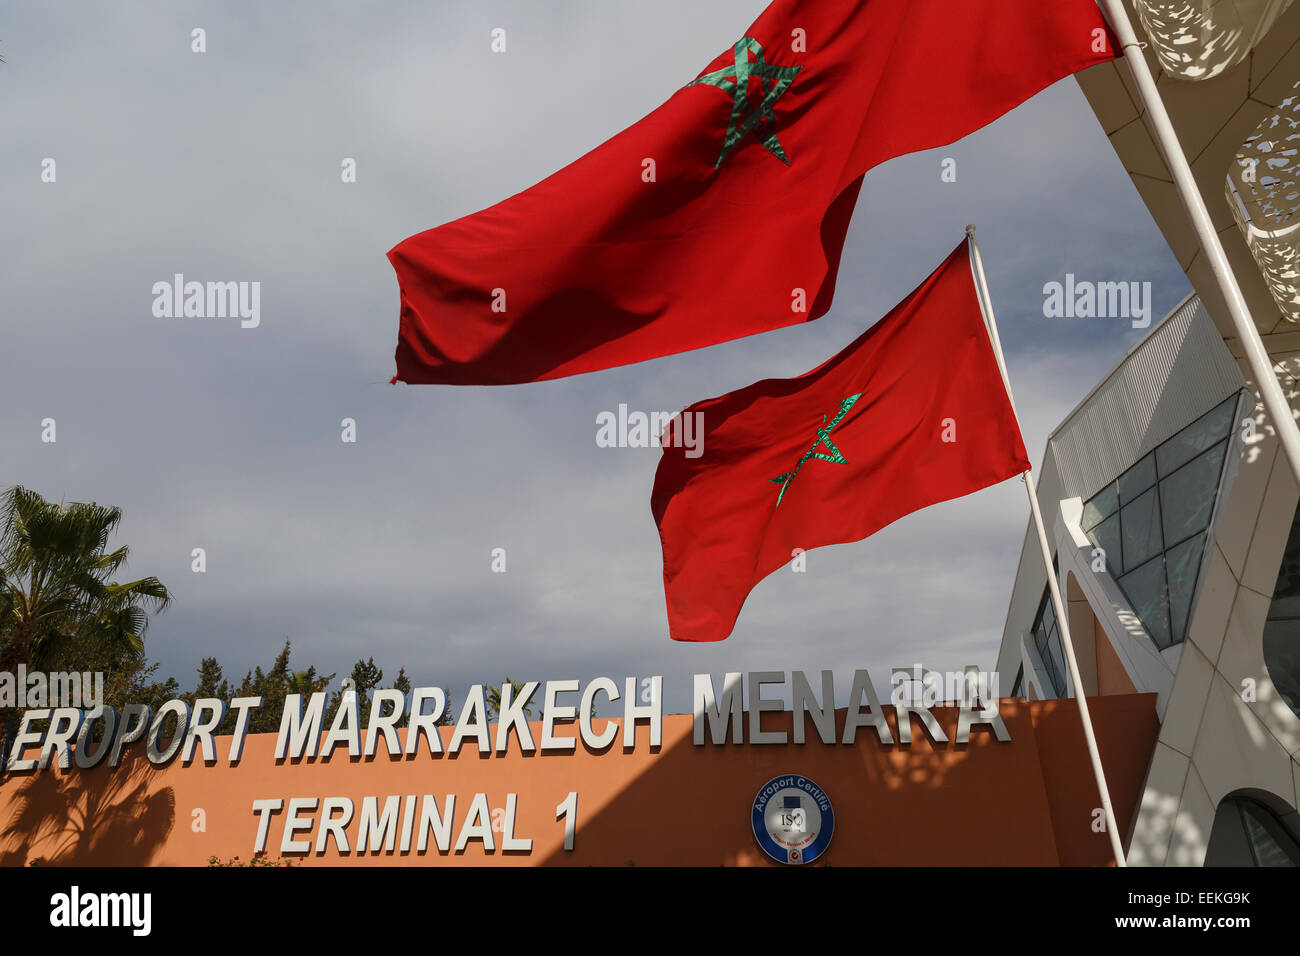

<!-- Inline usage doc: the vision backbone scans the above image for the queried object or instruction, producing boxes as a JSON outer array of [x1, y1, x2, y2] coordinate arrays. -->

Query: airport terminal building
[[994, 0, 1300, 867], [5, 0, 1300, 871]]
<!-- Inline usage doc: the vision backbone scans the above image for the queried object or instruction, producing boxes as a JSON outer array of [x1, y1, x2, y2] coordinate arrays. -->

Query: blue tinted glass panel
[[1120, 555, 1172, 649], [1031, 591, 1067, 698], [1087, 511, 1123, 576], [1069, 393, 1242, 656], [1265, 504, 1300, 721], [1269, 517, 1300, 622], [1082, 483, 1119, 531], [1033, 623, 1057, 696], [1041, 596, 1056, 635], [1045, 632, 1066, 691], [1156, 396, 1236, 477], [1241, 805, 1300, 867], [1166, 533, 1204, 645], [1160, 441, 1228, 546], [1118, 453, 1157, 503], [1046, 624, 1066, 696], [1207, 798, 1300, 866], [1262, 621, 1300, 722], [1121, 487, 1163, 570]]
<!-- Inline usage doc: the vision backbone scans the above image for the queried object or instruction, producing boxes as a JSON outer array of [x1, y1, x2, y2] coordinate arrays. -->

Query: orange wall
[[0, 694, 1158, 866], [1096, 617, 1139, 696]]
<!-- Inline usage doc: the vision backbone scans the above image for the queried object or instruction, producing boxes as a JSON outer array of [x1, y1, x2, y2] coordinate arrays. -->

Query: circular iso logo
[[752, 775, 834, 865]]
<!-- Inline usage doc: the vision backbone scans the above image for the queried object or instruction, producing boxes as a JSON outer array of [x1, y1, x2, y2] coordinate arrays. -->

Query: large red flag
[[388, 0, 1115, 385], [651, 239, 1030, 642]]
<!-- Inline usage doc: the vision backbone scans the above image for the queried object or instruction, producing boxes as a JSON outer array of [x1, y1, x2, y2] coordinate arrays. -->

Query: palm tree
[[0, 486, 171, 675], [485, 678, 536, 719]]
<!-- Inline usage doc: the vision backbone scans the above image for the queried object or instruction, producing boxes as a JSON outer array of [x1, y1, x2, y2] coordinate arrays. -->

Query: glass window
[[1155, 395, 1236, 477], [1205, 797, 1300, 867], [1118, 453, 1157, 503], [1242, 805, 1298, 867], [1267, 513, 1300, 621], [1159, 441, 1228, 546], [1264, 502, 1300, 722], [1079, 392, 1240, 653], [1082, 482, 1119, 531], [1262, 621, 1300, 718], [1011, 665, 1024, 698], [1087, 511, 1123, 576], [1033, 621, 1058, 695], [1030, 588, 1067, 698], [1120, 556, 1172, 649], [1044, 630, 1066, 696], [1166, 534, 1205, 646], [1121, 487, 1163, 570]]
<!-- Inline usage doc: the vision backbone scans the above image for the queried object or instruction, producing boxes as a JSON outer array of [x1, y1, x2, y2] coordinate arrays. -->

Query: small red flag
[[388, 0, 1115, 385], [651, 239, 1031, 642]]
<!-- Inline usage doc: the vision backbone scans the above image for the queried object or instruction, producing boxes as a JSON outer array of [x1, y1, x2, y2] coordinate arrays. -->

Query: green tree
[[229, 640, 297, 735], [485, 678, 537, 720], [319, 657, 381, 729], [193, 656, 229, 701], [350, 657, 383, 700], [390, 667, 412, 728], [392, 667, 411, 697], [134, 675, 182, 714], [437, 691, 456, 727], [288, 666, 332, 699], [0, 487, 171, 763], [0, 486, 171, 674]]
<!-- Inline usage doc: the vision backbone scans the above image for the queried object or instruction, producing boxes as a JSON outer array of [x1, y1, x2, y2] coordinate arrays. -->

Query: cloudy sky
[[0, 0, 1189, 714]]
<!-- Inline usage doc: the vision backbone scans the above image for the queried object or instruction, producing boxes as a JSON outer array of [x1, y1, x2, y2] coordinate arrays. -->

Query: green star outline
[[770, 393, 861, 508], [686, 37, 802, 169]]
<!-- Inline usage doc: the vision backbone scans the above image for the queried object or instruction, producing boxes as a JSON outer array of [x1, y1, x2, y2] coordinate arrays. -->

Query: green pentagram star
[[687, 37, 802, 169], [770, 394, 861, 508]]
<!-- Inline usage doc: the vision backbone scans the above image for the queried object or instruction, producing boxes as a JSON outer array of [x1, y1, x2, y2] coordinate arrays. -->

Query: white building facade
[[996, 0, 1300, 866]]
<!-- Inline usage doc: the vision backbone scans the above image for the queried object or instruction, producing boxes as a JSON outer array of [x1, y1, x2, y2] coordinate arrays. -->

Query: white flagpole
[[965, 226, 1128, 867], [1096, 0, 1300, 483]]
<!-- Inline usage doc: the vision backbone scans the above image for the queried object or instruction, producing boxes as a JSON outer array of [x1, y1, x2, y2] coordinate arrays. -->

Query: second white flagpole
[[965, 225, 1128, 867]]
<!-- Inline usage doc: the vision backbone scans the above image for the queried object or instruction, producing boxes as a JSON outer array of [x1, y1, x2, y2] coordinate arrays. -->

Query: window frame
[[1080, 391, 1245, 653]]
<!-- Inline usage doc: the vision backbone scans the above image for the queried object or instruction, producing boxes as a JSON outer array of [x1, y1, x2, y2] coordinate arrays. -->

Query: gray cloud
[[1, 0, 1189, 713]]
